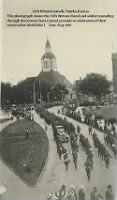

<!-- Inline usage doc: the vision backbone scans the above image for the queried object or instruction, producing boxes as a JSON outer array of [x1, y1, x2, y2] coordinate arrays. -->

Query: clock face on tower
[[41, 39, 57, 72]]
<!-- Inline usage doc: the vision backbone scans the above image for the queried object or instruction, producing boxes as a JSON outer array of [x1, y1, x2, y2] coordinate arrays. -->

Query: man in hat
[[105, 185, 114, 200]]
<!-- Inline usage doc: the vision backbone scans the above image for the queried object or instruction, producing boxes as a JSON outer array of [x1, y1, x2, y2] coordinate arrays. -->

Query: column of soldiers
[[52, 125, 66, 160], [79, 134, 94, 181], [52, 122, 79, 171], [52, 114, 113, 178], [92, 132, 111, 168], [104, 131, 117, 158], [52, 123, 71, 171], [70, 130, 79, 169]]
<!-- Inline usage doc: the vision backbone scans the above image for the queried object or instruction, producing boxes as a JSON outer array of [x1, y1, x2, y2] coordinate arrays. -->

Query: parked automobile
[[55, 125, 69, 143]]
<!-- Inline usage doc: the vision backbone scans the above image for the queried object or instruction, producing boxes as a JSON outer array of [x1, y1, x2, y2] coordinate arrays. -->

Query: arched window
[[44, 60, 48, 70]]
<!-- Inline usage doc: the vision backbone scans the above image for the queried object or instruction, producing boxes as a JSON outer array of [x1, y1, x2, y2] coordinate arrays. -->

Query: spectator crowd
[[47, 184, 114, 200]]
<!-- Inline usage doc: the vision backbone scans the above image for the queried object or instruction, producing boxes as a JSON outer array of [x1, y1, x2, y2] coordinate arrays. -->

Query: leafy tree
[[50, 84, 69, 101], [1, 78, 35, 105], [1, 79, 69, 105], [79, 73, 111, 102], [39, 81, 51, 102], [1, 82, 13, 105]]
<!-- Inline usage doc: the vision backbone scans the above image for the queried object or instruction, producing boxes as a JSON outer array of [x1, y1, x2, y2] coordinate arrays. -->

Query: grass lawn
[[0, 119, 49, 186], [0, 118, 12, 123], [100, 105, 117, 120], [83, 105, 117, 120]]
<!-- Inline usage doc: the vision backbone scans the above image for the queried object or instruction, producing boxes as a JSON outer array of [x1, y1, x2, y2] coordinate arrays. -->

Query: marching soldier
[[84, 160, 92, 181], [88, 125, 93, 136], [63, 151, 71, 171], [26, 128, 29, 139], [72, 149, 78, 169], [105, 154, 110, 168], [77, 125, 81, 134]]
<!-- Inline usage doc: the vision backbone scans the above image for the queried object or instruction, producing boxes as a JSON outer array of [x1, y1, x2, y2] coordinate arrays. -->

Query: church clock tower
[[41, 39, 57, 72]]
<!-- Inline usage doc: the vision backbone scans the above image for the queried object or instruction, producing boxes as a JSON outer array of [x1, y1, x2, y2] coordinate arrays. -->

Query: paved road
[[0, 108, 117, 200], [48, 106, 117, 198]]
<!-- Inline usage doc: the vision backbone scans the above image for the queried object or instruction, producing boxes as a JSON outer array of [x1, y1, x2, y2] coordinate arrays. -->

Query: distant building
[[39, 38, 75, 102], [112, 52, 117, 94], [41, 39, 57, 72]]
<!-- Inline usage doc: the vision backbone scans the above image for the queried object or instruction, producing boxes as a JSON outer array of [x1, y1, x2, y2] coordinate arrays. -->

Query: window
[[45, 60, 48, 69]]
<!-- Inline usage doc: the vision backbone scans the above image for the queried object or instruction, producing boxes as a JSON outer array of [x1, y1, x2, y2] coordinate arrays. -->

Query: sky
[[1, 0, 117, 85]]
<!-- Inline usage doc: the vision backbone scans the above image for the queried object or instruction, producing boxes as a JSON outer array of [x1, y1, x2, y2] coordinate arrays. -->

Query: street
[[48, 106, 117, 198]]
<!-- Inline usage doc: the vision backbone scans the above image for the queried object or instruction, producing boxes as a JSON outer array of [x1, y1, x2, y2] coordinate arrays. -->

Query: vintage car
[[55, 125, 69, 143]]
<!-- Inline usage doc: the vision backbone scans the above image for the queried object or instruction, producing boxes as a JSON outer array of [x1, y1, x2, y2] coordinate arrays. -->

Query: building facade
[[41, 39, 57, 72], [112, 53, 117, 95]]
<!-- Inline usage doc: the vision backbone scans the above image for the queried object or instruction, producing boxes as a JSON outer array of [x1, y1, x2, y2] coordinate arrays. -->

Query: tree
[[39, 81, 51, 102], [1, 79, 69, 105], [79, 73, 111, 102], [1, 78, 35, 105], [1, 82, 13, 105], [50, 84, 69, 101]]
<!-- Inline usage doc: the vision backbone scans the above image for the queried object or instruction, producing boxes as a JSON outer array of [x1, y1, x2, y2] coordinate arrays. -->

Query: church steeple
[[41, 38, 57, 72], [45, 38, 51, 52]]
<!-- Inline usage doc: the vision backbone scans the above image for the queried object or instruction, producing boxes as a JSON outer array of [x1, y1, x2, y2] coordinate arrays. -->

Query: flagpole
[[33, 79, 36, 104]]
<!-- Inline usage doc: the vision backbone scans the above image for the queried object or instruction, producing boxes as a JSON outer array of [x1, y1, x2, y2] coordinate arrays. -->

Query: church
[[41, 39, 57, 72], [38, 38, 71, 87], [38, 38, 75, 101]]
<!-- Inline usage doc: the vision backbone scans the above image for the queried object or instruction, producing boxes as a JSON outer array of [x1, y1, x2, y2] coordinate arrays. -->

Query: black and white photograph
[[0, 0, 117, 199]]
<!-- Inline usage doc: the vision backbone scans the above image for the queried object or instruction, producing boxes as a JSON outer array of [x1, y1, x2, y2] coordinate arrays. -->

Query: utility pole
[[47, 91, 50, 103], [33, 79, 36, 104], [39, 80, 42, 105]]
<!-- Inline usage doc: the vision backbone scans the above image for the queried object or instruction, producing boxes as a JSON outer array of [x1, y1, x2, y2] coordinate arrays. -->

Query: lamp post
[[47, 91, 50, 103]]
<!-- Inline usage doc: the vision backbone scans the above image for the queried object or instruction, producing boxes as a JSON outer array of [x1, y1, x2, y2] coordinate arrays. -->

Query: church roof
[[41, 38, 56, 59], [45, 39, 51, 49], [41, 52, 56, 59]]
